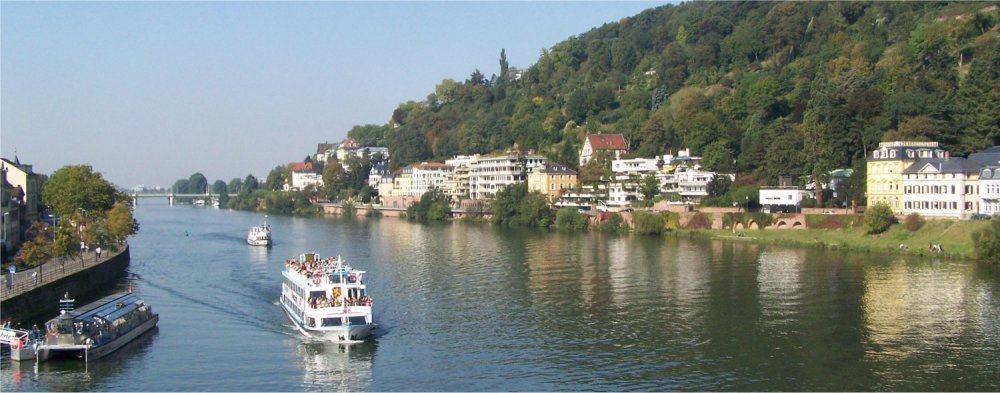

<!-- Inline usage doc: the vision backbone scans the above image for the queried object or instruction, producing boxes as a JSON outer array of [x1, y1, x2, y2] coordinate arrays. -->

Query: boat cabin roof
[[49, 292, 144, 325]]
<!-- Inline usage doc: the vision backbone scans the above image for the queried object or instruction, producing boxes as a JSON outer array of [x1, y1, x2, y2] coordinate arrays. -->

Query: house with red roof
[[286, 162, 323, 191], [579, 133, 629, 167]]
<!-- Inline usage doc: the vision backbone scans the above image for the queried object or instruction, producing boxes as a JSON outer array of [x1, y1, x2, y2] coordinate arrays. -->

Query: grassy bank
[[683, 219, 990, 260]]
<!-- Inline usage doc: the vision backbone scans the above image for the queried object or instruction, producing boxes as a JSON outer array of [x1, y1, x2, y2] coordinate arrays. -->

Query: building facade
[[287, 162, 323, 191], [760, 187, 808, 213], [979, 166, 1000, 216], [866, 141, 948, 213], [527, 164, 578, 202], [579, 134, 629, 167], [901, 158, 981, 219], [469, 153, 547, 200], [0, 158, 42, 223]]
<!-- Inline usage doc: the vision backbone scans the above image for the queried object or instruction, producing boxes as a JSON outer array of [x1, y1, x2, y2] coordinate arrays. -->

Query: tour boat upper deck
[[280, 252, 375, 342]]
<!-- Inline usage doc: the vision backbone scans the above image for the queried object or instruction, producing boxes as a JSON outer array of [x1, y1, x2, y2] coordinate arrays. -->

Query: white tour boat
[[280, 253, 375, 343], [247, 220, 271, 246]]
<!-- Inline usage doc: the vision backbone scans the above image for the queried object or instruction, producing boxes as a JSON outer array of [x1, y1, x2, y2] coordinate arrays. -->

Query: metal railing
[[1, 245, 126, 301]]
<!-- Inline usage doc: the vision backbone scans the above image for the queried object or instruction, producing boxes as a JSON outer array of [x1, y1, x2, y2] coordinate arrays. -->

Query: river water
[[2, 201, 999, 391]]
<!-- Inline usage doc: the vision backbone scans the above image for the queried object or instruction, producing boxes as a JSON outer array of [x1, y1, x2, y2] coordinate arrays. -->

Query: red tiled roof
[[586, 134, 628, 151], [340, 137, 359, 149], [290, 162, 313, 173]]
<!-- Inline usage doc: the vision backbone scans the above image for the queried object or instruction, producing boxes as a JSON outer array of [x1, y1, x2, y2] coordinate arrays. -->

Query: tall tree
[[42, 165, 124, 217], [188, 173, 208, 194], [497, 48, 509, 100]]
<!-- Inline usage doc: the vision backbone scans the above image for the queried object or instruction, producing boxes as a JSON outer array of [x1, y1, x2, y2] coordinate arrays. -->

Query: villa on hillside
[[285, 162, 323, 191], [579, 133, 628, 167]]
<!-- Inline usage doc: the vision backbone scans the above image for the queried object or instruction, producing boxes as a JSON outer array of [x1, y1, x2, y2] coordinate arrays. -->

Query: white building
[[669, 167, 730, 199], [368, 160, 390, 189], [469, 153, 547, 200], [385, 162, 453, 198], [443, 155, 479, 199], [579, 134, 629, 167], [901, 158, 981, 219], [979, 166, 1000, 216], [759, 187, 808, 213], [286, 162, 323, 191]]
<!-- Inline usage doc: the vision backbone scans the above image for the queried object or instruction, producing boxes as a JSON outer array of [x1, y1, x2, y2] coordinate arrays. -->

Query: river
[[2, 201, 999, 391]]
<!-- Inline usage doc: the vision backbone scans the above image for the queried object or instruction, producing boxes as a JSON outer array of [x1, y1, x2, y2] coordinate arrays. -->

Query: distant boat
[[193, 199, 206, 207], [247, 220, 271, 247]]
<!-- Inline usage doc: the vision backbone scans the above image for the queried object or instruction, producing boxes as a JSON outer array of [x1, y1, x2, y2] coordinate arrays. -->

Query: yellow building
[[528, 164, 578, 202], [866, 141, 948, 212]]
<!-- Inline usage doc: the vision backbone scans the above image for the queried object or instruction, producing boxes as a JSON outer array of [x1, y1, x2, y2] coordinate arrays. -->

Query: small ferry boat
[[247, 221, 271, 246], [193, 199, 206, 207], [280, 253, 375, 343], [7, 292, 158, 362]]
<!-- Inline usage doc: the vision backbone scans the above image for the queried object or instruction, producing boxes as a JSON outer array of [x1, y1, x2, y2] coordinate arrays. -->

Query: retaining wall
[[1, 246, 130, 324]]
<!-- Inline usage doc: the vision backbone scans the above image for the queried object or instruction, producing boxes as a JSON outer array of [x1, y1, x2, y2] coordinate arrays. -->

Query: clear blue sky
[[2, 1, 667, 187]]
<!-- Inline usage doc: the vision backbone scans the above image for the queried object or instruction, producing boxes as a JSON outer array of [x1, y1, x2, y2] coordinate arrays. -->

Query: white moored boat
[[280, 253, 375, 343], [247, 220, 271, 246]]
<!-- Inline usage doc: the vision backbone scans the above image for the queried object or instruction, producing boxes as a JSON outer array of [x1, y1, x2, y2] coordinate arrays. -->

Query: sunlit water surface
[[2, 202, 999, 390]]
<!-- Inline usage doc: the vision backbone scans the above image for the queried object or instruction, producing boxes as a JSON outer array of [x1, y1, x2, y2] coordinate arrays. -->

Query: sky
[[1, 1, 667, 188]]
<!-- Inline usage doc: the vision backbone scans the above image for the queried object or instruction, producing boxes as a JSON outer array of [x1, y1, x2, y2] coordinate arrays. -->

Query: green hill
[[348, 2, 998, 200]]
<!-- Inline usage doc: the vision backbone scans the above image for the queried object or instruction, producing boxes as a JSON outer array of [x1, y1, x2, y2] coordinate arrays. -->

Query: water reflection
[[3, 203, 998, 391], [2, 328, 159, 391], [296, 340, 375, 391]]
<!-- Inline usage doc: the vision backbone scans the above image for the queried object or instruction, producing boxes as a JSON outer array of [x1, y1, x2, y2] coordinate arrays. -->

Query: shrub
[[595, 213, 627, 233], [633, 211, 668, 235], [972, 218, 1000, 264], [407, 188, 451, 222], [864, 203, 895, 234], [555, 207, 589, 230], [490, 184, 553, 227], [341, 201, 355, 216], [904, 213, 925, 232], [750, 212, 773, 228]]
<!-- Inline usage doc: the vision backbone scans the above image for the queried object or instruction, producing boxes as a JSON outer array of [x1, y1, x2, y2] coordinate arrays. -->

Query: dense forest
[[345, 2, 998, 194]]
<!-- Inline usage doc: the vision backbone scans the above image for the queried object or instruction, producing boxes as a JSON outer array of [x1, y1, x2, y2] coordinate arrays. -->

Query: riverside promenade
[[1, 244, 130, 322]]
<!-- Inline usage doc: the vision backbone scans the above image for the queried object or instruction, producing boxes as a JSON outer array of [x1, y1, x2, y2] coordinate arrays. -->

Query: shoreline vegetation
[[322, 191, 996, 261]]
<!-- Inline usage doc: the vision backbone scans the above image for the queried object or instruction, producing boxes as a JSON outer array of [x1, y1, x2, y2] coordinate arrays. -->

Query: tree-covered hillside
[[348, 2, 998, 188]]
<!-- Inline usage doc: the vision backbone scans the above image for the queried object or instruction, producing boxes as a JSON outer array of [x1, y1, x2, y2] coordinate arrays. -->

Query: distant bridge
[[130, 192, 238, 206]]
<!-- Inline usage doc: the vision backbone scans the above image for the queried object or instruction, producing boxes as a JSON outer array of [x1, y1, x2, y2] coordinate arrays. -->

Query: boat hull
[[281, 298, 373, 343], [35, 315, 159, 362]]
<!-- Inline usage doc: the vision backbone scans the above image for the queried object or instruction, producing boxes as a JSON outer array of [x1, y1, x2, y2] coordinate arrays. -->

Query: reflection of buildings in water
[[296, 340, 375, 391], [7, 327, 159, 391], [658, 239, 712, 314], [862, 263, 982, 358], [756, 248, 807, 320]]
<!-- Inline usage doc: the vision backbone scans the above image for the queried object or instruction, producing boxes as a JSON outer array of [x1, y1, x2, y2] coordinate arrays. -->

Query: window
[[347, 316, 367, 325], [322, 318, 343, 327]]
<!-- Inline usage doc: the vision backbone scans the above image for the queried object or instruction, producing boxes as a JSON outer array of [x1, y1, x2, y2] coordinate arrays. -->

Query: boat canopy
[[52, 293, 142, 324]]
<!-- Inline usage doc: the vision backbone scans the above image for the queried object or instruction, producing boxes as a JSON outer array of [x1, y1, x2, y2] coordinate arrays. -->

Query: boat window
[[330, 275, 342, 284], [322, 318, 343, 327], [309, 291, 325, 298], [347, 316, 366, 325]]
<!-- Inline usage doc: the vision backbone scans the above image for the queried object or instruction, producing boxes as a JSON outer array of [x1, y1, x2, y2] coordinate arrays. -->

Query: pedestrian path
[[1, 246, 125, 301]]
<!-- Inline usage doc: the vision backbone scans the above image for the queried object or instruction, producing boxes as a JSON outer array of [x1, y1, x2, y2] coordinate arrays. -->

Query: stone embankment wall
[[1, 246, 130, 323]]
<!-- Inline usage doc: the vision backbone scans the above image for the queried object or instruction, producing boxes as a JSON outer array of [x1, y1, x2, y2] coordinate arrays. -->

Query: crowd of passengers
[[308, 294, 373, 309]]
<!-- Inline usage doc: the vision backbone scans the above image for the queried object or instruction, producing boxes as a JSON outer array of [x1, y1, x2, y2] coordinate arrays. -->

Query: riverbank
[[319, 202, 989, 260], [681, 220, 989, 260]]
